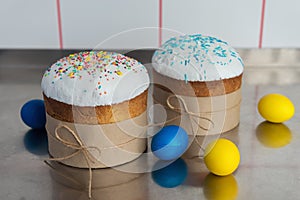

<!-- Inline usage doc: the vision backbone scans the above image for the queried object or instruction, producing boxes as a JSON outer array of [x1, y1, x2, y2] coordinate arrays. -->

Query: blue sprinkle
[[184, 74, 188, 84], [184, 59, 190, 66], [167, 49, 173, 54], [193, 54, 199, 61], [238, 57, 244, 67], [155, 34, 243, 72]]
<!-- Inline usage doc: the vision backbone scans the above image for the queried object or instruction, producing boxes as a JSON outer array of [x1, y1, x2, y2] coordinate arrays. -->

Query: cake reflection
[[48, 161, 147, 200]]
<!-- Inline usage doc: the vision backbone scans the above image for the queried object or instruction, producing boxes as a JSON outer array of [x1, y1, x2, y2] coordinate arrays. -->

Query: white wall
[[0, 0, 298, 49]]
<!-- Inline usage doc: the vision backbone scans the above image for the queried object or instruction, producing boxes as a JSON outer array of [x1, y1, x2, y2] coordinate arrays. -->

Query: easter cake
[[152, 34, 244, 135], [42, 51, 150, 168]]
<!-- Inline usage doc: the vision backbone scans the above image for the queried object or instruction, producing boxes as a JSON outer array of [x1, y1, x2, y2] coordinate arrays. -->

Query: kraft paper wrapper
[[153, 86, 241, 135], [46, 112, 147, 169], [49, 161, 147, 200]]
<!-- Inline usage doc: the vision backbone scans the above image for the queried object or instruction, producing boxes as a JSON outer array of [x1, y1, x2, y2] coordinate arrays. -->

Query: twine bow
[[47, 122, 146, 198], [48, 124, 101, 199]]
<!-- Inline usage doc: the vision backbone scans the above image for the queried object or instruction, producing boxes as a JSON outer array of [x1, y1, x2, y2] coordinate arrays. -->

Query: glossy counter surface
[[0, 49, 300, 200]]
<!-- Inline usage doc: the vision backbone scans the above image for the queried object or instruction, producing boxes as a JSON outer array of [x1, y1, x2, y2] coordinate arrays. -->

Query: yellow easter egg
[[204, 139, 240, 176], [258, 94, 294, 123], [256, 121, 292, 148], [203, 173, 238, 200]]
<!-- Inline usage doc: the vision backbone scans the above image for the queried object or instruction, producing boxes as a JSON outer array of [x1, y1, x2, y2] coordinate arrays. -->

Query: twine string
[[45, 161, 98, 199], [47, 124, 101, 198], [45, 160, 144, 199]]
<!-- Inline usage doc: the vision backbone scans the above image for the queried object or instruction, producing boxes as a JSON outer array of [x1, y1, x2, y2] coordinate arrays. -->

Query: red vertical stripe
[[56, 0, 63, 49], [259, 0, 266, 48], [158, 0, 163, 47]]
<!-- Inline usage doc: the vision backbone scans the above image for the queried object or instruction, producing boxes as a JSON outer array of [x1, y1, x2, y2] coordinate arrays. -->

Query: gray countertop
[[0, 49, 300, 200]]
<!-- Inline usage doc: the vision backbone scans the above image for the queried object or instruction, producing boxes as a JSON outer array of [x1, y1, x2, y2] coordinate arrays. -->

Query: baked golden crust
[[153, 69, 242, 97], [43, 90, 148, 124]]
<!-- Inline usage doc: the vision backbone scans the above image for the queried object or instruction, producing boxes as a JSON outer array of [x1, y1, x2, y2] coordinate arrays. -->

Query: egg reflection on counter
[[23, 128, 48, 155], [256, 121, 292, 148], [203, 173, 238, 200], [151, 158, 188, 188]]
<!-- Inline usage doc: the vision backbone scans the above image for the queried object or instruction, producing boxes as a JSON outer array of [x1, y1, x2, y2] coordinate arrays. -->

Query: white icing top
[[152, 34, 244, 82], [41, 51, 150, 106]]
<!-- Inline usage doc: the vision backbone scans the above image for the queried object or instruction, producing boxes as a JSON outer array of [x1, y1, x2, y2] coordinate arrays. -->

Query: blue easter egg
[[20, 99, 46, 129], [152, 158, 188, 188], [23, 128, 48, 155], [151, 125, 189, 160]]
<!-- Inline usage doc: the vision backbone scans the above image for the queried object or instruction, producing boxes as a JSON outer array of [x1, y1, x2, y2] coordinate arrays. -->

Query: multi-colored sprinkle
[[43, 51, 147, 97]]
